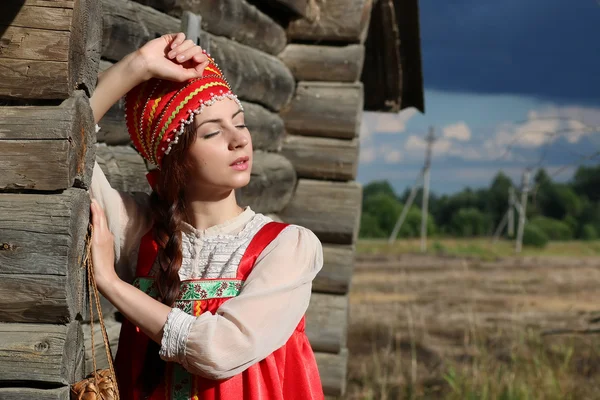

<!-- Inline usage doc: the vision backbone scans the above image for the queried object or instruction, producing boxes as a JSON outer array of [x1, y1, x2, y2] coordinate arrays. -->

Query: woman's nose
[[228, 128, 249, 150]]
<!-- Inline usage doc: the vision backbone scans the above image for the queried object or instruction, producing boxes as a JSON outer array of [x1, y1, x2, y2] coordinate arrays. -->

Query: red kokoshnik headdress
[[125, 53, 242, 171]]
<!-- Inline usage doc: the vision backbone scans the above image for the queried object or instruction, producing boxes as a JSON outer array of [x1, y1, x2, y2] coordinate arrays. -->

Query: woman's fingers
[[90, 199, 108, 233], [167, 39, 195, 60], [170, 32, 186, 49]]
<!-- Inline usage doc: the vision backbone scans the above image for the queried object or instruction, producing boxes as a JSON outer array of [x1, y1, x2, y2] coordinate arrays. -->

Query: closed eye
[[236, 124, 247, 129], [203, 131, 220, 139]]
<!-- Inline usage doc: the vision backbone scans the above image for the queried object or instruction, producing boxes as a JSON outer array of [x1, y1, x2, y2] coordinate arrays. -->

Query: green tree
[[362, 180, 397, 202], [449, 207, 491, 237], [572, 165, 600, 202]]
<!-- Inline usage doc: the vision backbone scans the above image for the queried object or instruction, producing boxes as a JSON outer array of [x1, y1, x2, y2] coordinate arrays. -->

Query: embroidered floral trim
[[134, 277, 243, 301]]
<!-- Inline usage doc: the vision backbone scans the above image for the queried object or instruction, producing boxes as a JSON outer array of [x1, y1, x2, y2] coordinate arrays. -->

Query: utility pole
[[420, 127, 436, 252], [507, 186, 515, 237], [515, 170, 530, 253], [388, 127, 436, 250]]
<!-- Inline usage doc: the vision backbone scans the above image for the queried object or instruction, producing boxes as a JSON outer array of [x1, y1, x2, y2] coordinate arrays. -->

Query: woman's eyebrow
[[196, 109, 244, 128]]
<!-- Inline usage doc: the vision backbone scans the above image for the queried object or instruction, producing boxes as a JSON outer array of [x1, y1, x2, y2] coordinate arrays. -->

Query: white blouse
[[90, 161, 323, 379]]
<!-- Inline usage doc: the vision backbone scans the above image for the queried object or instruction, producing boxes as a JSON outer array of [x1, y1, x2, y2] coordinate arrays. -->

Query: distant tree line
[[360, 164, 600, 246]]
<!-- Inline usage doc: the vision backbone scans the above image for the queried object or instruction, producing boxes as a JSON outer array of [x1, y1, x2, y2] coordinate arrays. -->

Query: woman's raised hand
[[136, 32, 210, 82]]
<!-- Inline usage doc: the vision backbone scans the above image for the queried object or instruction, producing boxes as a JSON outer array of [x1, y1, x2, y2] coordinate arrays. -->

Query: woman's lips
[[230, 156, 249, 171]]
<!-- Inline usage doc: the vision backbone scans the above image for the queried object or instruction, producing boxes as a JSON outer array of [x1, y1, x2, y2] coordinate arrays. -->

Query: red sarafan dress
[[114, 221, 324, 400]]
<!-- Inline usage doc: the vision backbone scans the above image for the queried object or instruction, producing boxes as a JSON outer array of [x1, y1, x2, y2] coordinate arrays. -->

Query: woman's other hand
[[136, 32, 210, 82], [90, 199, 119, 291]]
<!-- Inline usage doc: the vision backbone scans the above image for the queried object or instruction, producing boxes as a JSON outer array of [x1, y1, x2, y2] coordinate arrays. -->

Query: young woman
[[88, 33, 325, 399]]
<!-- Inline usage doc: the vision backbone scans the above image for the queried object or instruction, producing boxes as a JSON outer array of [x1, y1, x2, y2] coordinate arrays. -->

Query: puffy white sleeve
[[90, 160, 153, 283], [158, 225, 323, 380]]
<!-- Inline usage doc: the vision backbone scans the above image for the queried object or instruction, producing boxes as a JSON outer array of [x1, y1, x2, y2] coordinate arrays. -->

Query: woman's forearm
[[99, 275, 171, 344], [90, 52, 148, 123]]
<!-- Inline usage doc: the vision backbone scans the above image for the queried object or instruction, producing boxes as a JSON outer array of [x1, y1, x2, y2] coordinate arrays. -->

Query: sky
[[358, 0, 600, 195]]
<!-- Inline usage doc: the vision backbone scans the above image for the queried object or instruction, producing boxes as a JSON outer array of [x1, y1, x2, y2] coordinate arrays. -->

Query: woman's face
[[185, 97, 253, 192]]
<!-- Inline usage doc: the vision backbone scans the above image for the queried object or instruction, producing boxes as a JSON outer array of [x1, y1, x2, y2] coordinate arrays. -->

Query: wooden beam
[[306, 293, 348, 353], [0, 189, 89, 323], [279, 44, 365, 82], [314, 245, 355, 294], [0, 0, 101, 99], [166, 0, 287, 55], [96, 144, 151, 193], [315, 349, 348, 397], [287, 0, 373, 43], [0, 322, 83, 385], [101, 0, 295, 111], [279, 179, 362, 244], [0, 387, 70, 400], [238, 151, 297, 214], [280, 82, 364, 140], [281, 135, 359, 181], [0, 91, 95, 191]]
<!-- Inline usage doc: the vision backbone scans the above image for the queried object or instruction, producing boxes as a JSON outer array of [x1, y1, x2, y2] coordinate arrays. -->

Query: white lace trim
[[147, 213, 272, 279], [159, 308, 195, 366]]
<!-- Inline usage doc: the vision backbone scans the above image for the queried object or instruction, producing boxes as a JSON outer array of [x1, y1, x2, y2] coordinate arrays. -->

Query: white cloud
[[383, 149, 403, 164], [360, 108, 418, 142], [360, 146, 376, 164], [488, 105, 600, 155], [443, 122, 471, 141]]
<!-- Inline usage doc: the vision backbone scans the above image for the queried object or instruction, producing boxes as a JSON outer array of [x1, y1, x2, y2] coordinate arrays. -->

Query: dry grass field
[[344, 239, 600, 399]]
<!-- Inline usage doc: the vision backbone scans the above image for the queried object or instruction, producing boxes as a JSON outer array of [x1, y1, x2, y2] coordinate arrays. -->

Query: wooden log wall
[[277, 0, 374, 395], [0, 0, 374, 397], [0, 0, 101, 397]]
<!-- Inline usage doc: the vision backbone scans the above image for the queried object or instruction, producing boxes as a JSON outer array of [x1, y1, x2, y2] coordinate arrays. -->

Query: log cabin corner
[[0, 0, 423, 398]]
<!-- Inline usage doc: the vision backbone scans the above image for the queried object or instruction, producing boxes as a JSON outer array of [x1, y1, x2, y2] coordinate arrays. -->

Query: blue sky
[[358, 0, 600, 194]]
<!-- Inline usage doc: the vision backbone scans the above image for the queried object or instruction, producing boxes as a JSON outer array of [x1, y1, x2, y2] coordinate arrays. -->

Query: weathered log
[[0, 91, 95, 191], [281, 135, 359, 181], [0, 322, 84, 385], [208, 35, 294, 111], [287, 0, 373, 43], [238, 151, 297, 214], [250, 0, 310, 19], [101, 0, 179, 63], [279, 44, 365, 82], [0, 387, 70, 400], [82, 315, 121, 372], [159, 0, 287, 55], [101, 0, 295, 111], [315, 349, 348, 397], [280, 82, 364, 140], [96, 144, 151, 194], [306, 293, 348, 353], [314, 245, 354, 294], [0, 189, 89, 323], [242, 101, 285, 151], [280, 179, 362, 244], [0, 0, 101, 99]]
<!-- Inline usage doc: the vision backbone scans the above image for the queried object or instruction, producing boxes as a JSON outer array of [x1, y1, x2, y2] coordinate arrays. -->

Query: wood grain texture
[[0, 0, 101, 99], [314, 245, 355, 294], [0, 387, 70, 400], [315, 348, 348, 397], [280, 82, 364, 139], [0, 189, 89, 323], [167, 0, 287, 55], [208, 35, 294, 111], [238, 151, 297, 214], [95, 144, 151, 194], [287, 0, 373, 43], [306, 293, 348, 353], [279, 44, 365, 82], [281, 135, 359, 181], [0, 322, 84, 385], [280, 179, 362, 244], [101, 0, 294, 111], [82, 315, 121, 372], [0, 91, 95, 191]]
